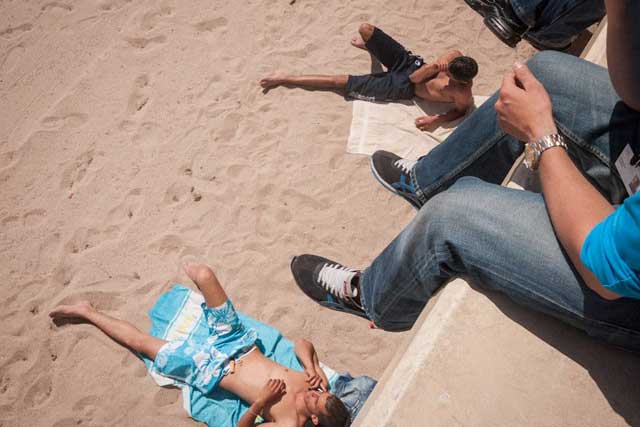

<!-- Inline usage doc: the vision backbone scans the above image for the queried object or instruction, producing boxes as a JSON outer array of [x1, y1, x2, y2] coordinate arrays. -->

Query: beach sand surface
[[0, 0, 533, 425]]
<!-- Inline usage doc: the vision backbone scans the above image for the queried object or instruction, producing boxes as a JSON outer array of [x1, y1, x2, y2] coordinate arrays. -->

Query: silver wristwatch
[[524, 133, 568, 170]]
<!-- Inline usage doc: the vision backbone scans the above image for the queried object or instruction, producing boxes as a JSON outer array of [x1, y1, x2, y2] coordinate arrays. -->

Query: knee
[[527, 50, 572, 85], [416, 177, 490, 239], [195, 266, 216, 284], [358, 22, 375, 40]]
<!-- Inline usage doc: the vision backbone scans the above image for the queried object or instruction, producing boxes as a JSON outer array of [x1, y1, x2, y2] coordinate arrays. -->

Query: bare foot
[[259, 74, 287, 89], [350, 35, 367, 50], [49, 301, 94, 319]]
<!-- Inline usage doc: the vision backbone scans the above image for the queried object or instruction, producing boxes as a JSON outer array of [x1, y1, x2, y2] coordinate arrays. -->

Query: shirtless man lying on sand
[[260, 23, 479, 132], [50, 263, 350, 427]]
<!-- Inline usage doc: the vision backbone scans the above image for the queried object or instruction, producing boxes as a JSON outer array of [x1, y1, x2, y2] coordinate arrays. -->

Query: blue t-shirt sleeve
[[580, 193, 640, 299]]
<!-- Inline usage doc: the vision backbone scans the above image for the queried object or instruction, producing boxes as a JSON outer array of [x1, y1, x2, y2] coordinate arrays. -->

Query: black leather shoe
[[464, 0, 527, 48], [522, 34, 573, 51]]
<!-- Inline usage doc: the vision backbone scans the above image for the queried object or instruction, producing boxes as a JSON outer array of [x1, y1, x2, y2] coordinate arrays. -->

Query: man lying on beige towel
[[260, 23, 478, 132], [50, 262, 350, 427]]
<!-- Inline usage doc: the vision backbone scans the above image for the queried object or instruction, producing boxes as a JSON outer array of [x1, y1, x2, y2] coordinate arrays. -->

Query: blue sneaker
[[290, 255, 368, 320], [370, 150, 422, 209]]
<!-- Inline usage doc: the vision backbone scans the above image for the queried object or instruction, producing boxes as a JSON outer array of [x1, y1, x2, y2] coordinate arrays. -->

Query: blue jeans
[[512, 0, 605, 48], [360, 52, 640, 352]]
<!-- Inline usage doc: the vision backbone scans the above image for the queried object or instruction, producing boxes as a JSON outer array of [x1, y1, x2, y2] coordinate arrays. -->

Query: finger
[[500, 71, 517, 95], [513, 62, 539, 90]]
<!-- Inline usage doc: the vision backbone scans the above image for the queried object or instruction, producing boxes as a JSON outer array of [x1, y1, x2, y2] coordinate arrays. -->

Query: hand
[[257, 379, 287, 406], [495, 62, 557, 142], [305, 368, 325, 391], [437, 60, 448, 73], [415, 115, 439, 132]]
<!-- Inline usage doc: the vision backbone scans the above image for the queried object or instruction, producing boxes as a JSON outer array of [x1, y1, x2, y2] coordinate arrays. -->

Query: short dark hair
[[320, 395, 351, 427], [448, 56, 478, 82]]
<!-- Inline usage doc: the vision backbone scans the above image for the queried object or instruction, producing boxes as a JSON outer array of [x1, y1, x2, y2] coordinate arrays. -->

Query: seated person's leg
[[355, 23, 413, 71], [359, 178, 640, 350]]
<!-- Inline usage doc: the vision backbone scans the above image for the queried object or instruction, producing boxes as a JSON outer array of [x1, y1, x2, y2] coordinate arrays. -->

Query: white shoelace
[[393, 158, 417, 174], [317, 263, 358, 300]]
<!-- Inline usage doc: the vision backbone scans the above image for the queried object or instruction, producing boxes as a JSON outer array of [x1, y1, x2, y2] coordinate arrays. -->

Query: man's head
[[447, 56, 478, 83], [301, 390, 351, 427]]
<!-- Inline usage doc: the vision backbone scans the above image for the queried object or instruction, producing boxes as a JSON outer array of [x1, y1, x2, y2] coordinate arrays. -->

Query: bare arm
[[537, 148, 619, 299], [435, 49, 463, 65], [605, 0, 640, 111], [409, 63, 440, 84], [415, 93, 471, 131], [294, 338, 329, 391], [495, 63, 620, 300], [237, 379, 286, 427]]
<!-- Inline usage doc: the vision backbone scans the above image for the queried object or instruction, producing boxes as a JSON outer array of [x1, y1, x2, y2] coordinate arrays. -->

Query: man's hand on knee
[[495, 62, 557, 142]]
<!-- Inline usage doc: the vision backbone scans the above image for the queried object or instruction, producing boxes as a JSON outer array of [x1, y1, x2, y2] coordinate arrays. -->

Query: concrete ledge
[[355, 281, 640, 427]]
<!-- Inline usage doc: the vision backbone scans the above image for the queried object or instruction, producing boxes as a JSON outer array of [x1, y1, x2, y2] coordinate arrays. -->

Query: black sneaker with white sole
[[370, 150, 422, 209], [290, 254, 368, 320]]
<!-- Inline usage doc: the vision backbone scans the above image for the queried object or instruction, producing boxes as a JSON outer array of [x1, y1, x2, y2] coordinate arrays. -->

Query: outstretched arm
[[605, 0, 640, 111], [294, 338, 329, 391], [416, 94, 472, 131]]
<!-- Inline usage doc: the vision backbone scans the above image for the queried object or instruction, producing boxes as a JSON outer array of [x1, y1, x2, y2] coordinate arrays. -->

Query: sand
[[0, 0, 534, 425]]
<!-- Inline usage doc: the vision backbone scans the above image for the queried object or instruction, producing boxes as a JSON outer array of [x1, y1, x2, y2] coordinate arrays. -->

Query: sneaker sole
[[369, 157, 422, 210]]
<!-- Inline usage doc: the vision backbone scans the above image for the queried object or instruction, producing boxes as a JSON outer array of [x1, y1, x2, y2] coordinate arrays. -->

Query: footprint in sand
[[1, 214, 20, 227], [193, 17, 228, 33], [41, 113, 88, 130], [63, 225, 121, 255], [23, 209, 47, 227], [0, 149, 21, 174], [125, 35, 167, 50], [41, 2, 74, 12], [162, 182, 193, 206], [59, 150, 94, 190], [23, 373, 53, 408], [0, 45, 26, 73], [148, 234, 185, 256], [98, 0, 132, 12], [140, 7, 174, 31], [72, 395, 99, 412], [52, 417, 87, 427], [0, 23, 33, 40], [126, 74, 151, 115], [106, 188, 143, 225], [4, 279, 47, 310]]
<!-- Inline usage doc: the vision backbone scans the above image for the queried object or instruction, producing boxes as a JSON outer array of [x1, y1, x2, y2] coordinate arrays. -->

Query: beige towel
[[347, 96, 490, 160]]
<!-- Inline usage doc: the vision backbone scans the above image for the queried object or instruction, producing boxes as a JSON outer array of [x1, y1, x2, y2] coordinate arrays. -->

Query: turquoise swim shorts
[[153, 300, 258, 394]]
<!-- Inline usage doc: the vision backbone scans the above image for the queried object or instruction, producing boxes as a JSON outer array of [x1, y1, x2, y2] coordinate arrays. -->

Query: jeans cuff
[[410, 166, 428, 205], [358, 269, 376, 325]]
